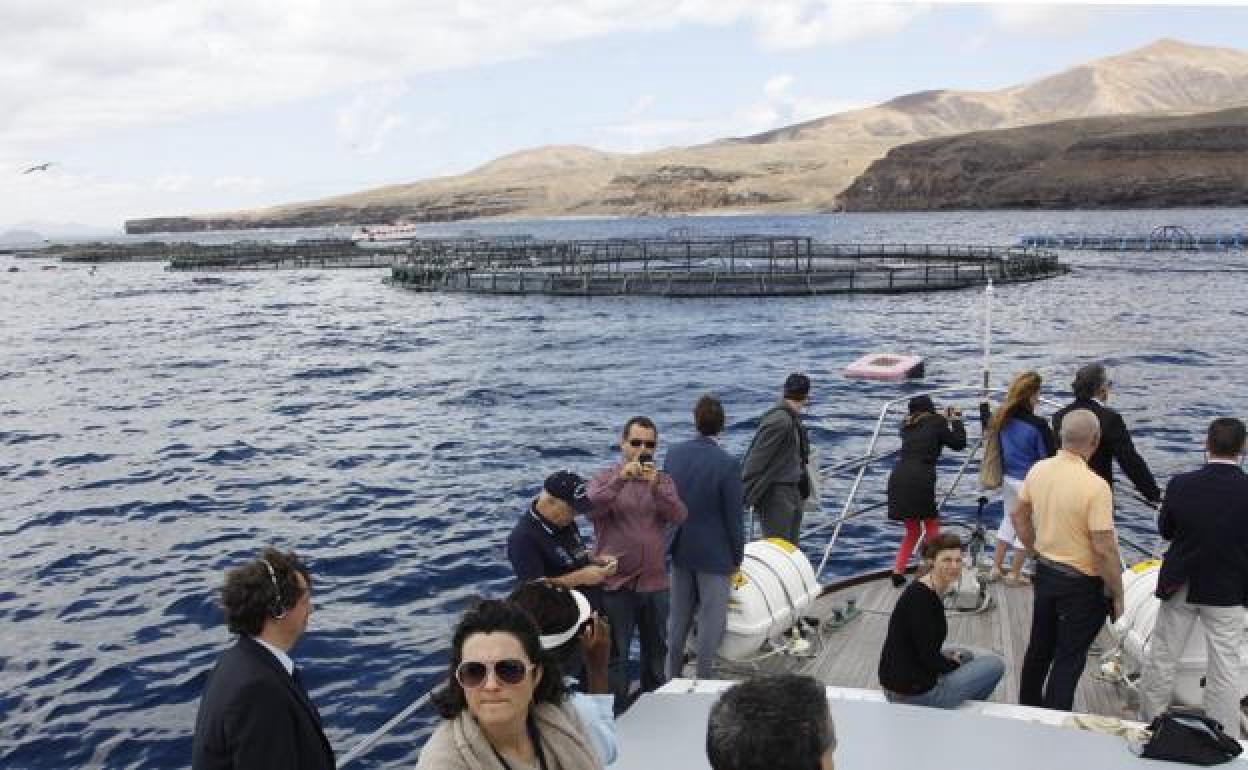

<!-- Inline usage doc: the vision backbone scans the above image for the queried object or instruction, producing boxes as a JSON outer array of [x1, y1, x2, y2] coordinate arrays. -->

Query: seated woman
[[510, 581, 617, 765], [878, 534, 1005, 709], [417, 598, 604, 770]]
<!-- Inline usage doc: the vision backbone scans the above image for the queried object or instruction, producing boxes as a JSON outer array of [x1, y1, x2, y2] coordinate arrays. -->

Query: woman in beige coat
[[417, 599, 604, 770]]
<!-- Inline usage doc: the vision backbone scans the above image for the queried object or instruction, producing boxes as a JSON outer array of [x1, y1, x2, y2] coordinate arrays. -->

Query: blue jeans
[[1020, 561, 1109, 711], [666, 566, 731, 680], [603, 588, 669, 714], [888, 648, 1005, 708]]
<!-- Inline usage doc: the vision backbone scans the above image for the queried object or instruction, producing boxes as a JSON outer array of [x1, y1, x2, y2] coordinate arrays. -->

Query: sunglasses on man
[[627, 439, 657, 449]]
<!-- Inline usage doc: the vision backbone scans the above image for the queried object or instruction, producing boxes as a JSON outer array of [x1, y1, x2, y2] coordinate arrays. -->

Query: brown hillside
[[126, 39, 1248, 233]]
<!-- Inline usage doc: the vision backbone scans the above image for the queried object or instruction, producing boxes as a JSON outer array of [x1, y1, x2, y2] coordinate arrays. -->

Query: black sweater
[[878, 580, 959, 695]]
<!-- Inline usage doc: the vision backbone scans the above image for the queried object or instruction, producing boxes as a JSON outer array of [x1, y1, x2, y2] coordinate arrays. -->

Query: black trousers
[[1019, 561, 1109, 711]]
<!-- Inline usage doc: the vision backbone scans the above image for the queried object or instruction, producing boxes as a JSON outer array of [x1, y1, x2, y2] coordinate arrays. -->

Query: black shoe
[[891, 573, 906, 588]]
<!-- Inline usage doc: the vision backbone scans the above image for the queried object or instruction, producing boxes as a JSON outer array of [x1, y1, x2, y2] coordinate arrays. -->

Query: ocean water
[[2, 210, 1248, 768]]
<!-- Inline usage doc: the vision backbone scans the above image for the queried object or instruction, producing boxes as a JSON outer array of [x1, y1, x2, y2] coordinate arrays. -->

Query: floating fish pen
[[160, 239, 413, 270], [388, 235, 1067, 297], [1019, 225, 1248, 252]]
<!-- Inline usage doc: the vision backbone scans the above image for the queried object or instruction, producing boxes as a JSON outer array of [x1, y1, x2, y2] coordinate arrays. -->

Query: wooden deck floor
[[698, 574, 1137, 719]]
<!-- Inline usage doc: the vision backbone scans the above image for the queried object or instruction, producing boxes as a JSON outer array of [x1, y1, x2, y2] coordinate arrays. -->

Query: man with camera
[[587, 415, 689, 713]]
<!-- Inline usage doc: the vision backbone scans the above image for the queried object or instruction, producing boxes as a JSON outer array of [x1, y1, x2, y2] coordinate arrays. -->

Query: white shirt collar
[[253, 636, 295, 676], [1209, 457, 1241, 466]]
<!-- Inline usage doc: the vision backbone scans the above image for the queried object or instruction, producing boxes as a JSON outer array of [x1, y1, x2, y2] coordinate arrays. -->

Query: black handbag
[[1140, 708, 1243, 766]]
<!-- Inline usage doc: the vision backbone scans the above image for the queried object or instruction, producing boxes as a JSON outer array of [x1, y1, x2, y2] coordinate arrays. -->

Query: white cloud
[[153, 174, 193, 194], [597, 73, 867, 151], [212, 175, 266, 195], [986, 2, 1095, 36], [335, 82, 409, 155], [0, 1, 927, 151]]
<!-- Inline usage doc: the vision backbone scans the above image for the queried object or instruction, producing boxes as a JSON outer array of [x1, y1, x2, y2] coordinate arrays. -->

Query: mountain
[[837, 106, 1248, 210], [125, 38, 1248, 233]]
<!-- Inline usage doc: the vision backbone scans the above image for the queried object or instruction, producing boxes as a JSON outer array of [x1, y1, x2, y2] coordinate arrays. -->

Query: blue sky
[[3, 1, 1248, 231]]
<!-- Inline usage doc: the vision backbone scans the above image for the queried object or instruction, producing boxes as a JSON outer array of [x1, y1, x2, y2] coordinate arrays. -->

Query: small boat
[[351, 224, 422, 243], [845, 352, 925, 381]]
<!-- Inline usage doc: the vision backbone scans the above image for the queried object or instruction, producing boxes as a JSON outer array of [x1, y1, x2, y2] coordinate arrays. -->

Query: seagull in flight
[[22, 162, 54, 174]]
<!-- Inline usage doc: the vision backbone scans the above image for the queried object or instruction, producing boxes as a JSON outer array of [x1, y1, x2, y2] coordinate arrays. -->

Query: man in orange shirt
[[1011, 409, 1123, 711]]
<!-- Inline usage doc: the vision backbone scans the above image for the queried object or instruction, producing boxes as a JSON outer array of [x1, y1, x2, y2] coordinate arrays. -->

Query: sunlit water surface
[[3, 210, 1248, 767]]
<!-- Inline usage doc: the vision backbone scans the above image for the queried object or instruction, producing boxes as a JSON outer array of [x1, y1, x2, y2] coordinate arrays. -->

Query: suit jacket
[[1156, 463, 1248, 606], [1053, 397, 1160, 502], [192, 635, 335, 770], [664, 435, 746, 574], [742, 402, 809, 508]]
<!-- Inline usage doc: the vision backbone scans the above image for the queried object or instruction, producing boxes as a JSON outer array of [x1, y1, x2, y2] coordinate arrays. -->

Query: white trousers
[[1139, 584, 1245, 737], [995, 477, 1024, 549]]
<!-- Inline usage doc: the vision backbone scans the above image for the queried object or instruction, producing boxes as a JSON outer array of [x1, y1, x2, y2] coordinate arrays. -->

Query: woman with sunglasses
[[418, 599, 604, 770]]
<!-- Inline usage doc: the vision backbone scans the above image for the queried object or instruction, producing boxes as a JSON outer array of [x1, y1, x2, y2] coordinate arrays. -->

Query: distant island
[[125, 38, 1248, 234]]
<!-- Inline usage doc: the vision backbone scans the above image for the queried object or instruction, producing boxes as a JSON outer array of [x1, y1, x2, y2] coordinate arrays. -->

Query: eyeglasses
[[455, 659, 534, 688], [628, 439, 657, 449]]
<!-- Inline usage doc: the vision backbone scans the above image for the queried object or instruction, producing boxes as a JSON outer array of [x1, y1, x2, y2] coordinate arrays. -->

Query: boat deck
[[687, 571, 1136, 719]]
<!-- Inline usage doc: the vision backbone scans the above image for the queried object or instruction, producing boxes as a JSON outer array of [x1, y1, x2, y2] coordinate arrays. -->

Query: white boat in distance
[[351, 223, 422, 242]]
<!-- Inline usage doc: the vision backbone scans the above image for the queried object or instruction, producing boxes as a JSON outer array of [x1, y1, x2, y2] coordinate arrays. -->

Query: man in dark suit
[[1053, 362, 1161, 504], [663, 394, 745, 680], [1140, 418, 1248, 737], [193, 548, 335, 770]]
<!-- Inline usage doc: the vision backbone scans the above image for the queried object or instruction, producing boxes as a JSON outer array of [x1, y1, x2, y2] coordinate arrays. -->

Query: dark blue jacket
[[664, 436, 746, 575], [1053, 397, 1160, 502], [1156, 463, 1248, 606], [1000, 410, 1055, 480], [192, 635, 335, 770]]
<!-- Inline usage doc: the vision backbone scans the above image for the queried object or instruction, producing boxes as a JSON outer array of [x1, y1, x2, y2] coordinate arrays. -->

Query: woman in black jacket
[[879, 534, 1004, 707], [887, 395, 966, 587]]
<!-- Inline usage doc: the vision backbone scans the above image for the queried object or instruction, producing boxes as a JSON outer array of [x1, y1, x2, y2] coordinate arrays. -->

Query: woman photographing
[[418, 599, 604, 770], [878, 534, 1005, 708], [887, 395, 967, 586]]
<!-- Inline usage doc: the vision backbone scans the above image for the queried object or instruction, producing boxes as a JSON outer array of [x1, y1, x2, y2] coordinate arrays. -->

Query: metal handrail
[[810, 388, 1161, 579], [339, 684, 441, 766]]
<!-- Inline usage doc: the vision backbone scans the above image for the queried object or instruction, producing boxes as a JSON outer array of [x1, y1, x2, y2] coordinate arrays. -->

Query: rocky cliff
[[837, 107, 1248, 210], [126, 39, 1248, 233]]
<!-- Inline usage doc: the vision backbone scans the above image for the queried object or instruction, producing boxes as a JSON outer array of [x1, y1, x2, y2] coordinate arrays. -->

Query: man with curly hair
[[192, 548, 335, 770]]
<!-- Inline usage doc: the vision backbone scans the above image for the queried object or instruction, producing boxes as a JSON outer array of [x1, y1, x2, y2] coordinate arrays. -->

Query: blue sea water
[[2, 210, 1248, 768]]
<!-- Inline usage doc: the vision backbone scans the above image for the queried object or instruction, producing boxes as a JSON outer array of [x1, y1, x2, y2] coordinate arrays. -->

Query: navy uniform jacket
[[192, 635, 335, 770], [1156, 463, 1248, 606], [664, 435, 745, 574], [1053, 397, 1161, 502]]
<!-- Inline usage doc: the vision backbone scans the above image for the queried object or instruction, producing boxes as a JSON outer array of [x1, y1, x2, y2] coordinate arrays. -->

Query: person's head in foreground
[[432, 599, 566, 727], [706, 674, 836, 770]]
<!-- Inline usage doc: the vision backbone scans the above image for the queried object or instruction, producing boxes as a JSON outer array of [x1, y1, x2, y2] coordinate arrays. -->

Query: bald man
[[1011, 409, 1123, 711]]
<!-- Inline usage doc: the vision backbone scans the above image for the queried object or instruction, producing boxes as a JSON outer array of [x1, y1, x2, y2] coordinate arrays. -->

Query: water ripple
[[4, 211, 1248, 767]]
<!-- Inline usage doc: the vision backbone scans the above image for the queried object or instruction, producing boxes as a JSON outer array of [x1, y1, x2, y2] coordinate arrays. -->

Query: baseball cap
[[544, 470, 594, 514]]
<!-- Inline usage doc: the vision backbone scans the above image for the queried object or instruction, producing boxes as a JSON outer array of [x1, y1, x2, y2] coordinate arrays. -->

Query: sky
[[2, 0, 1248, 233]]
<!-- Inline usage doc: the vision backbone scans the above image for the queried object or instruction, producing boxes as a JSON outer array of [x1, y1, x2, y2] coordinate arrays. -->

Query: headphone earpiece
[[260, 558, 287, 620]]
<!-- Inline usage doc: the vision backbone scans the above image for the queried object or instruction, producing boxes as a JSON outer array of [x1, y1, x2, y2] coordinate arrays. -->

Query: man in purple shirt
[[588, 415, 689, 714]]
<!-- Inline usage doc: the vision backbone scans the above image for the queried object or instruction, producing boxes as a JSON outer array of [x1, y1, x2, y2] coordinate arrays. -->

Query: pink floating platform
[[844, 353, 925, 381]]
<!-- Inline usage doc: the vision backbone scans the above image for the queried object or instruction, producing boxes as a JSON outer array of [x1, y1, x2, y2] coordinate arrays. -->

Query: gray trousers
[[756, 482, 803, 545], [666, 566, 732, 680], [1139, 584, 1245, 737]]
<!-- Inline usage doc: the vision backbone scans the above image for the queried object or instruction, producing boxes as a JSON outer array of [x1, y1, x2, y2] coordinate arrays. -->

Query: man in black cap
[[507, 470, 618, 604], [743, 373, 813, 545]]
